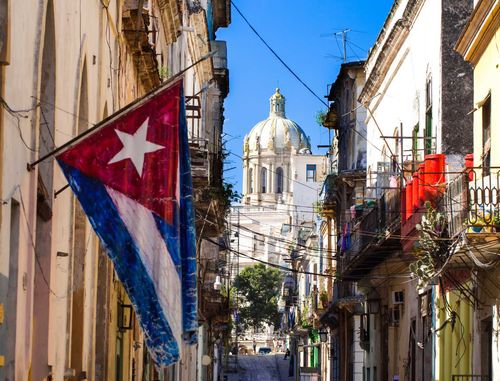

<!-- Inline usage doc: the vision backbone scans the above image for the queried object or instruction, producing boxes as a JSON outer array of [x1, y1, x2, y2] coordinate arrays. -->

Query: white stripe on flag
[[106, 186, 183, 345]]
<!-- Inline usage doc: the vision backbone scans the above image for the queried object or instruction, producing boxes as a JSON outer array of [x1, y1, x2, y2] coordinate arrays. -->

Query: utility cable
[[205, 236, 411, 281], [230, 1, 328, 108]]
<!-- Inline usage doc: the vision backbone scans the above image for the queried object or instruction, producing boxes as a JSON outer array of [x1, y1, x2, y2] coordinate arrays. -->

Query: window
[[276, 167, 283, 193], [482, 95, 491, 174], [412, 124, 419, 163], [261, 167, 267, 193], [425, 78, 433, 155], [249, 168, 254, 193], [306, 164, 317, 182], [392, 128, 399, 173]]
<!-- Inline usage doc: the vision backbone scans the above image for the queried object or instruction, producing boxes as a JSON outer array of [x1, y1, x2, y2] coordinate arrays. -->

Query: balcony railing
[[468, 168, 500, 229], [321, 174, 340, 203], [444, 168, 500, 237], [339, 188, 401, 273]]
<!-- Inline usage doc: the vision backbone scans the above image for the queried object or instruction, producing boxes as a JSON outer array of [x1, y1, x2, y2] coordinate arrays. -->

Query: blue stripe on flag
[[179, 88, 198, 334], [58, 161, 180, 365]]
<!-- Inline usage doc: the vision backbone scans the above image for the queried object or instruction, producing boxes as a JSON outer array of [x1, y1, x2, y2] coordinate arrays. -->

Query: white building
[[230, 89, 326, 273]]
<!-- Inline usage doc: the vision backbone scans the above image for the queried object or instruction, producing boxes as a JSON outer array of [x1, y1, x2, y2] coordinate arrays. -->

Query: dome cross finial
[[270, 88, 286, 117]]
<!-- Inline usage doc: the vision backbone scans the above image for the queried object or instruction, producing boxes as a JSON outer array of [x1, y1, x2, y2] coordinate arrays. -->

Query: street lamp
[[367, 298, 381, 314], [319, 328, 328, 343], [213, 275, 222, 291]]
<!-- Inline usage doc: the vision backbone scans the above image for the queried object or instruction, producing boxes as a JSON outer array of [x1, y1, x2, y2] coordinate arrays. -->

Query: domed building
[[230, 89, 327, 347], [241, 89, 326, 215], [232, 89, 327, 269]]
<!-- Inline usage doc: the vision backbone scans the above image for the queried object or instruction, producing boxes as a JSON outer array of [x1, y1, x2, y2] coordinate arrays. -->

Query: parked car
[[258, 347, 272, 355]]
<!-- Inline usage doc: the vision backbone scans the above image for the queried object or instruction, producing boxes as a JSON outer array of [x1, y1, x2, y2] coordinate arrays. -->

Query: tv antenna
[[334, 29, 351, 63]]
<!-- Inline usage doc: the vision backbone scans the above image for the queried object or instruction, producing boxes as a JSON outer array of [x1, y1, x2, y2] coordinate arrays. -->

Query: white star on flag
[[108, 117, 165, 177]]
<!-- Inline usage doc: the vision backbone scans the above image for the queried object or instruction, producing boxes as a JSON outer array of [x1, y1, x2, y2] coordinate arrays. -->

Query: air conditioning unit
[[392, 291, 404, 305]]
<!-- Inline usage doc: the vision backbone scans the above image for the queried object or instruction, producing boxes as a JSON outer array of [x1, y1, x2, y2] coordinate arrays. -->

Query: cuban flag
[[56, 79, 197, 365]]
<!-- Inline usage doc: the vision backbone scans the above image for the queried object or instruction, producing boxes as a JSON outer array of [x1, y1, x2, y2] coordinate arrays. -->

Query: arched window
[[249, 168, 254, 193], [276, 167, 283, 193], [261, 167, 267, 193]]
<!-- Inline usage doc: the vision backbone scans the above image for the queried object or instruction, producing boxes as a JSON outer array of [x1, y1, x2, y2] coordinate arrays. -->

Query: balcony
[[319, 174, 339, 216], [211, 0, 231, 31], [190, 138, 209, 188], [444, 168, 500, 269], [443, 168, 500, 235], [339, 188, 401, 280], [211, 41, 229, 97], [187, 8, 213, 85], [122, 1, 160, 91], [157, 0, 182, 44]]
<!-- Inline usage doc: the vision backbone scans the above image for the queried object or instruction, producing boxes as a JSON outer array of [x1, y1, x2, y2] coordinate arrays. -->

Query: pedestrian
[[284, 348, 290, 360], [252, 338, 256, 354]]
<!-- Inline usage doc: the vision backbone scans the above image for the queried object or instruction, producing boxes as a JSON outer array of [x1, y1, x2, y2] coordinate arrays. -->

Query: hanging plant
[[409, 202, 449, 289]]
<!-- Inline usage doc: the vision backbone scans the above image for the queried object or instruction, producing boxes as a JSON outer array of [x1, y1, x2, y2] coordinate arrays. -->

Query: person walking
[[252, 338, 256, 354]]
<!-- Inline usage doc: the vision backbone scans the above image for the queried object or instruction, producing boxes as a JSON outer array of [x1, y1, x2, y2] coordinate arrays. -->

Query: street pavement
[[223, 354, 294, 381]]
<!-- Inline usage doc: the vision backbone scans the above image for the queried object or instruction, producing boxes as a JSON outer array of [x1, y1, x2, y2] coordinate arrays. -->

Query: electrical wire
[[204, 236, 411, 281], [0, 97, 39, 152], [230, 1, 328, 108]]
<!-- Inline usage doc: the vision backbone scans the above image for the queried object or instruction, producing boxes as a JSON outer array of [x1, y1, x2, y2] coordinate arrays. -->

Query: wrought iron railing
[[444, 172, 469, 237], [468, 168, 500, 229], [340, 188, 400, 269], [444, 168, 500, 236]]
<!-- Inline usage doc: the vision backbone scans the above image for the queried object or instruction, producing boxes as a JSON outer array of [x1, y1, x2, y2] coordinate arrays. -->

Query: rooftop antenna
[[334, 29, 351, 63]]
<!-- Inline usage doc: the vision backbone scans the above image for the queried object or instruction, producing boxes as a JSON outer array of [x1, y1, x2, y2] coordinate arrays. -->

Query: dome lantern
[[270, 88, 286, 117], [244, 89, 311, 153]]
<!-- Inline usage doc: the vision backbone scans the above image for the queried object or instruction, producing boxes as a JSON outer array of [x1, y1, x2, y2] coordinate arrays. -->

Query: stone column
[[254, 163, 259, 194], [269, 163, 274, 194], [242, 160, 248, 195], [284, 164, 290, 192]]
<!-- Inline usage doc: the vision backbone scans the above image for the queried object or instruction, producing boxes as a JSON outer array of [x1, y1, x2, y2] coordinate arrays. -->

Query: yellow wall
[[472, 26, 500, 170], [436, 287, 473, 381]]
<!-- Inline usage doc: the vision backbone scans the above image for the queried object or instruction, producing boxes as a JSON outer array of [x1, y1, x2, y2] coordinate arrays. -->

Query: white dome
[[244, 89, 311, 153]]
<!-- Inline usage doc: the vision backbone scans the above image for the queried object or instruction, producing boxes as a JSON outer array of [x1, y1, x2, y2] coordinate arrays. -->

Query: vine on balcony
[[409, 202, 449, 289]]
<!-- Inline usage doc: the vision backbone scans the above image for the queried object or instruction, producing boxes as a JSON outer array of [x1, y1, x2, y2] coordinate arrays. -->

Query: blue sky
[[217, 1, 394, 193]]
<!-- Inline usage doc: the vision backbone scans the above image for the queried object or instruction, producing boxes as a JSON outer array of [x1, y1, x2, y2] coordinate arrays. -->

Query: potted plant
[[319, 291, 329, 309]]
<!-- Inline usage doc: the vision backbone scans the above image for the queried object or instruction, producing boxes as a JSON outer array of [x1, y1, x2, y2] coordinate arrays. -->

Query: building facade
[[455, 1, 500, 379], [0, 0, 230, 380], [314, 1, 500, 381]]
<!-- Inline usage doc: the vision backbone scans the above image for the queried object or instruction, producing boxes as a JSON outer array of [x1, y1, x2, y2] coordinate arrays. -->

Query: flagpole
[[27, 51, 216, 171]]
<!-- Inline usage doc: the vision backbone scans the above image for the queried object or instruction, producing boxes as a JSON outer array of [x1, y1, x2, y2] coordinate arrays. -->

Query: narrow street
[[224, 354, 293, 381]]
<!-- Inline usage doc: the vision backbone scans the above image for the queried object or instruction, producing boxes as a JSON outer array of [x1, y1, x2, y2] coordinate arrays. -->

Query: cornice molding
[[455, 0, 500, 65], [359, 0, 425, 106]]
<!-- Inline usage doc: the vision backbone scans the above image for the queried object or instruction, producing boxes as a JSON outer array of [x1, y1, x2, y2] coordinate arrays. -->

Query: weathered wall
[[440, 0, 474, 156]]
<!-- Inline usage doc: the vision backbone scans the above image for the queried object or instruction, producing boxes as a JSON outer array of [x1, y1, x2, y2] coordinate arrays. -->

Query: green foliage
[[313, 201, 323, 214], [409, 202, 449, 289], [220, 285, 237, 309], [233, 264, 282, 331], [300, 296, 313, 329], [159, 66, 169, 81], [207, 182, 240, 218], [315, 110, 327, 126]]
